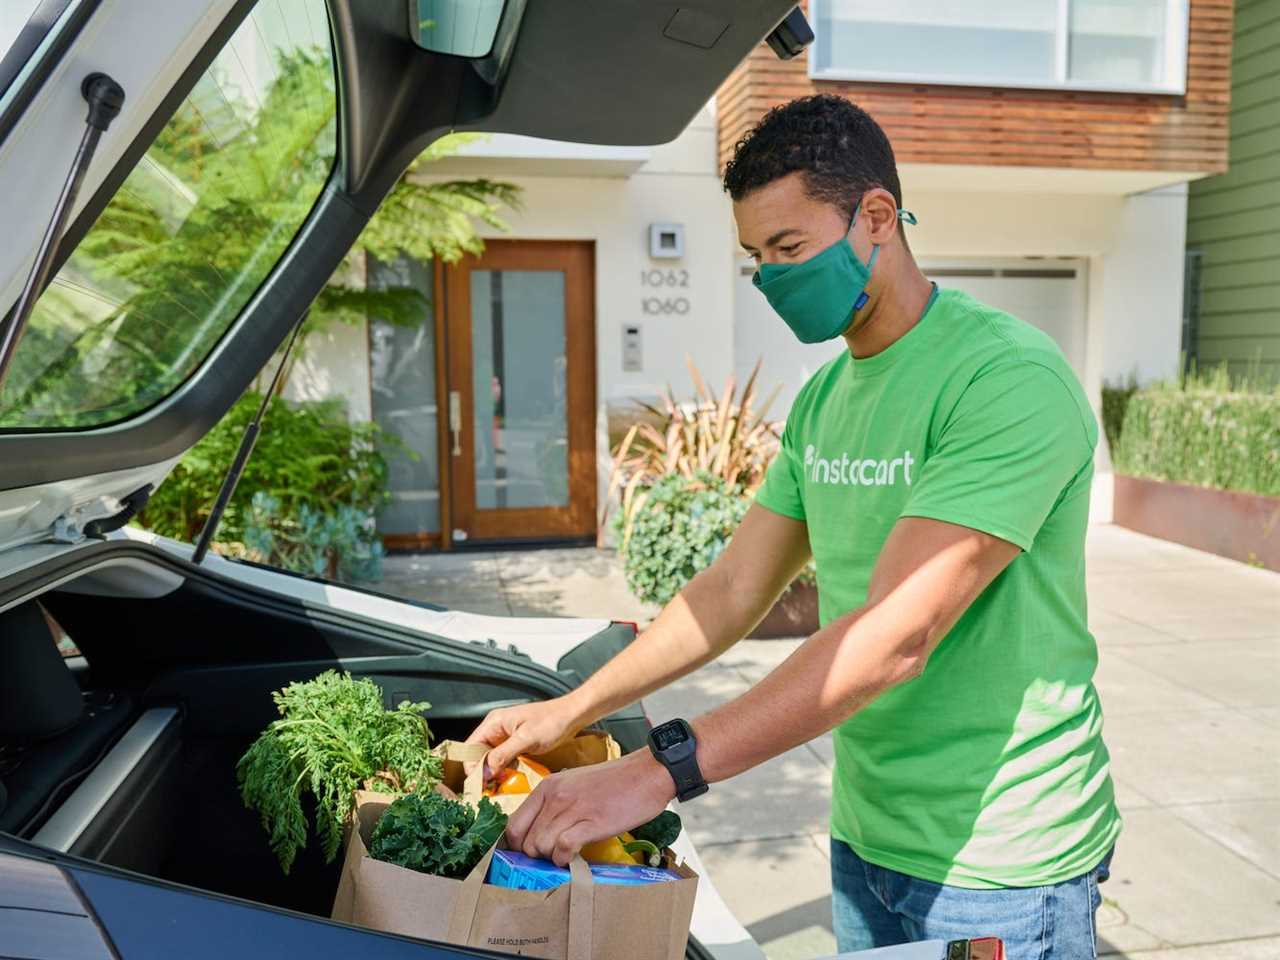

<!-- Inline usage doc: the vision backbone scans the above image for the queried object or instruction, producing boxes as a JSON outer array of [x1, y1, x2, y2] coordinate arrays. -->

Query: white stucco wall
[[1089, 184, 1189, 389], [457, 105, 736, 410], [283, 320, 372, 421], [1085, 183, 1189, 521], [457, 107, 734, 531]]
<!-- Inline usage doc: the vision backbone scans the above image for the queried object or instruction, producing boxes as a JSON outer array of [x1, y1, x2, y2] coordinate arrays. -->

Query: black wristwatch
[[647, 718, 708, 802]]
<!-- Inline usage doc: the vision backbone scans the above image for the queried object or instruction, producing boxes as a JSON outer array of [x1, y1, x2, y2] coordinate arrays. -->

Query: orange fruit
[[518, 755, 552, 778]]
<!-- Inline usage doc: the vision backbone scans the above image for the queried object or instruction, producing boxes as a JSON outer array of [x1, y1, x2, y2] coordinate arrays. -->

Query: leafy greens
[[631, 810, 682, 850], [369, 792, 507, 880], [237, 670, 443, 874]]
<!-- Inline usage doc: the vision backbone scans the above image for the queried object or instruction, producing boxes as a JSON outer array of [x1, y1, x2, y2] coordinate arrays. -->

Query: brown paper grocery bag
[[434, 731, 623, 816], [332, 791, 698, 960]]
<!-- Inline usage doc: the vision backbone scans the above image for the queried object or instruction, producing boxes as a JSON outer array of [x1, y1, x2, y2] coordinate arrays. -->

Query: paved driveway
[[381, 525, 1280, 959]]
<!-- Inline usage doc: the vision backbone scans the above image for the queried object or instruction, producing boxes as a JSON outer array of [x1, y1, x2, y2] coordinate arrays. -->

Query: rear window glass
[[0, 0, 336, 429]]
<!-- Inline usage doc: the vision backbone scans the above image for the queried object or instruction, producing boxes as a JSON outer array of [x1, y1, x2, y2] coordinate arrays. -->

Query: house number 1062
[[641, 269, 689, 287]]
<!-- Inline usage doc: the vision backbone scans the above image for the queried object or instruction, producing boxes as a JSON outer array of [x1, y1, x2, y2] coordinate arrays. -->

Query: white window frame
[[808, 0, 1190, 96]]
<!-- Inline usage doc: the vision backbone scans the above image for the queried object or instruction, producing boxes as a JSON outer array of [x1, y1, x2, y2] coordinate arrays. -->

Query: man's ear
[[861, 188, 901, 244]]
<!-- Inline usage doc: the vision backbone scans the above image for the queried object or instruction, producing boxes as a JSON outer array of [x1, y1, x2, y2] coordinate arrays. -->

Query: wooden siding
[[717, 0, 1234, 176], [1188, 0, 1280, 381]]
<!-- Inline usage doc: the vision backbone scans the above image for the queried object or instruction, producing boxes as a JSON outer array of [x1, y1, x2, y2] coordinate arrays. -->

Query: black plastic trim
[[0, 0, 100, 142], [0, 538, 574, 698]]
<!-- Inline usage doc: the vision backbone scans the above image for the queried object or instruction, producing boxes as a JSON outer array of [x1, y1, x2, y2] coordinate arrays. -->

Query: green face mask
[[752, 202, 917, 344]]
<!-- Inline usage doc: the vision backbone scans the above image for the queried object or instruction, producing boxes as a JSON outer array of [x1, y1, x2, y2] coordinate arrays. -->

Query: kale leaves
[[237, 670, 443, 874], [369, 792, 507, 879]]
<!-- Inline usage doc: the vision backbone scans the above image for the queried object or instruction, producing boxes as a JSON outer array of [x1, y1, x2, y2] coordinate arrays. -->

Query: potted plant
[[605, 359, 820, 637]]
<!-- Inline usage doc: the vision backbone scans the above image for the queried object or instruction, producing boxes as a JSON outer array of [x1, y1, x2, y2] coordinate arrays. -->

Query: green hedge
[[1100, 379, 1138, 452], [1113, 371, 1280, 498]]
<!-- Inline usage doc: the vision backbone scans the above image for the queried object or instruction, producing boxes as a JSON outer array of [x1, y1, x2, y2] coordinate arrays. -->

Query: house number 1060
[[642, 297, 690, 315]]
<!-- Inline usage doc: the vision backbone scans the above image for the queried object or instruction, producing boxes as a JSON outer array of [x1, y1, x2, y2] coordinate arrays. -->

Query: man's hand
[[505, 749, 675, 866], [465, 696, 583, 775]]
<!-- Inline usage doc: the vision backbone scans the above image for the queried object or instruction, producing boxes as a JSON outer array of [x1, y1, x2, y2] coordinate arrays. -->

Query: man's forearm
[[563, 563, 777, 730], [686, 519, 1018, 784], [689, 601, 925, 783]]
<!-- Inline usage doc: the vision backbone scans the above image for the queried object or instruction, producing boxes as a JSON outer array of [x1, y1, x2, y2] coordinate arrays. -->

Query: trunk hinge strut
[[191, 313, 308, 565]]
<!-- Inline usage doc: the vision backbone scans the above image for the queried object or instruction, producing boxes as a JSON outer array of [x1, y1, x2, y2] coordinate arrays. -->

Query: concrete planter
[[1113, 474, 1280, 570], [748, 581, 819, 639]]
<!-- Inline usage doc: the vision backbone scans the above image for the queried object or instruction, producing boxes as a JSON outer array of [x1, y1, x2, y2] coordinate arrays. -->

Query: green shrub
[[1113, 369, 1280, 497], [615, 472, 749, 606], [242, 492, 385, 582], [1100, 377, 1138, 452], [138, 391, 393, 579]]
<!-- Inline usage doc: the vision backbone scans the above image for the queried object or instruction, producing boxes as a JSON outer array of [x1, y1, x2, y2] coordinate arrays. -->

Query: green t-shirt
[[755, 287, 1121, 889]]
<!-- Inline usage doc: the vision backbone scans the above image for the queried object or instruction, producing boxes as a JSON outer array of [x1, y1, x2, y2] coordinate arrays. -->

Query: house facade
[[292, 0, 1234, 550], [1185, 0, 1278, 381]]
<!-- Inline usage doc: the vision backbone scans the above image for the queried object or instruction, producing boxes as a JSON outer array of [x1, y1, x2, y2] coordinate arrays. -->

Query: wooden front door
[[443, 240, 596, 545]]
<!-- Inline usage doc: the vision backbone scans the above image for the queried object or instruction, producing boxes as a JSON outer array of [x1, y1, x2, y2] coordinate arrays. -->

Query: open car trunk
[[0, 539, 645, 921]]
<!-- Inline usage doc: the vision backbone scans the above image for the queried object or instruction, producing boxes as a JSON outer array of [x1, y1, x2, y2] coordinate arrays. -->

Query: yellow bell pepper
[[581, 831, 645, 865]]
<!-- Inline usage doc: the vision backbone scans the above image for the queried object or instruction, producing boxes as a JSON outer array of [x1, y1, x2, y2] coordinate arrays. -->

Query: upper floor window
[[810, 0, 1189, 95]]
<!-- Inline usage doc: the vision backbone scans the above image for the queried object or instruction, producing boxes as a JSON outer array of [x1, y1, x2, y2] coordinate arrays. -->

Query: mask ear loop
[[851, 208, 918, 312]]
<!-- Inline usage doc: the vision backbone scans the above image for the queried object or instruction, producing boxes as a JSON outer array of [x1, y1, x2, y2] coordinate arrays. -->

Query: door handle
[[449, 390, 462, 456]]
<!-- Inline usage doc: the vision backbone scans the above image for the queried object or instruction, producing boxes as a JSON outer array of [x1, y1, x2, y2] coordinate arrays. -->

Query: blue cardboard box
[[486, 848, 683, 891]]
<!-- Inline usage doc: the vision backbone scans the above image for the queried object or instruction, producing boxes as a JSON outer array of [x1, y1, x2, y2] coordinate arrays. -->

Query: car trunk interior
[[0, 552, 597, 919]]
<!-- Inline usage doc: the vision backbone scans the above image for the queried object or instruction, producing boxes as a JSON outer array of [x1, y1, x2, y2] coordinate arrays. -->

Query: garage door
[[922, 260, 1087, 379]]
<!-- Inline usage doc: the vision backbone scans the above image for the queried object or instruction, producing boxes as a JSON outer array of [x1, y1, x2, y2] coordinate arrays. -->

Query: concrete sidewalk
[[380, 525, 1280, 960]]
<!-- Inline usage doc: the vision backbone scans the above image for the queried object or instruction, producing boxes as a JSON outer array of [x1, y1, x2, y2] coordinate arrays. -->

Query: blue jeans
[[831, 839, 1114, 960]]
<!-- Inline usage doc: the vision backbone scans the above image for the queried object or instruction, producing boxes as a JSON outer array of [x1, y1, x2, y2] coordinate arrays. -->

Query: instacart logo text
[[804, 445, 915, 487]]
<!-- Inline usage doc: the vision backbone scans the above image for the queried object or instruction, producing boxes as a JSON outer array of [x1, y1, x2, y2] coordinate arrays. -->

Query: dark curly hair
[[722, 94, 901, 219]]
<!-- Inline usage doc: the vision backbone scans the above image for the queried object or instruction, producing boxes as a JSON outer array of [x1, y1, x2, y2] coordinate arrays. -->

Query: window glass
[[1069, 0, 1167, 87], [0, 0, 336, 429], [470, 269, 569, 510], [368, 255, 442, 539], [815, 0, 1057, 86], [410, 0, 506, 56], [811, 0, 1185, 93]]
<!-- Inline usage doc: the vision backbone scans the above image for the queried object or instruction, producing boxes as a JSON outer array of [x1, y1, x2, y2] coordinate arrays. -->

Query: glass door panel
[[469, 269, 569, 511], [367, 255, 441, 543]]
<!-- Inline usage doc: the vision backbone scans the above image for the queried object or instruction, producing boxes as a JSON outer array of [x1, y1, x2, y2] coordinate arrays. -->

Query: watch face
[[653, 722, 689, 751]]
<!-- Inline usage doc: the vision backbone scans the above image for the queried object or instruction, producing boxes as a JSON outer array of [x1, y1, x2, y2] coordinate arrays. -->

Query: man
[[467, 95, 1120, 959]]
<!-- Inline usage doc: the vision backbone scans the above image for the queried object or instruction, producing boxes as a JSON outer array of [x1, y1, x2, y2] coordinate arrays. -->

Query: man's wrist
[[561, 686, 599, 733], [633, 748, 678, 805], [648, 717, 709, 801]]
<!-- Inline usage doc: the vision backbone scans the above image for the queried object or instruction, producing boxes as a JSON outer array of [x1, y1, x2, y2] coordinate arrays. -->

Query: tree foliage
[[0, 47, 338, 428]]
